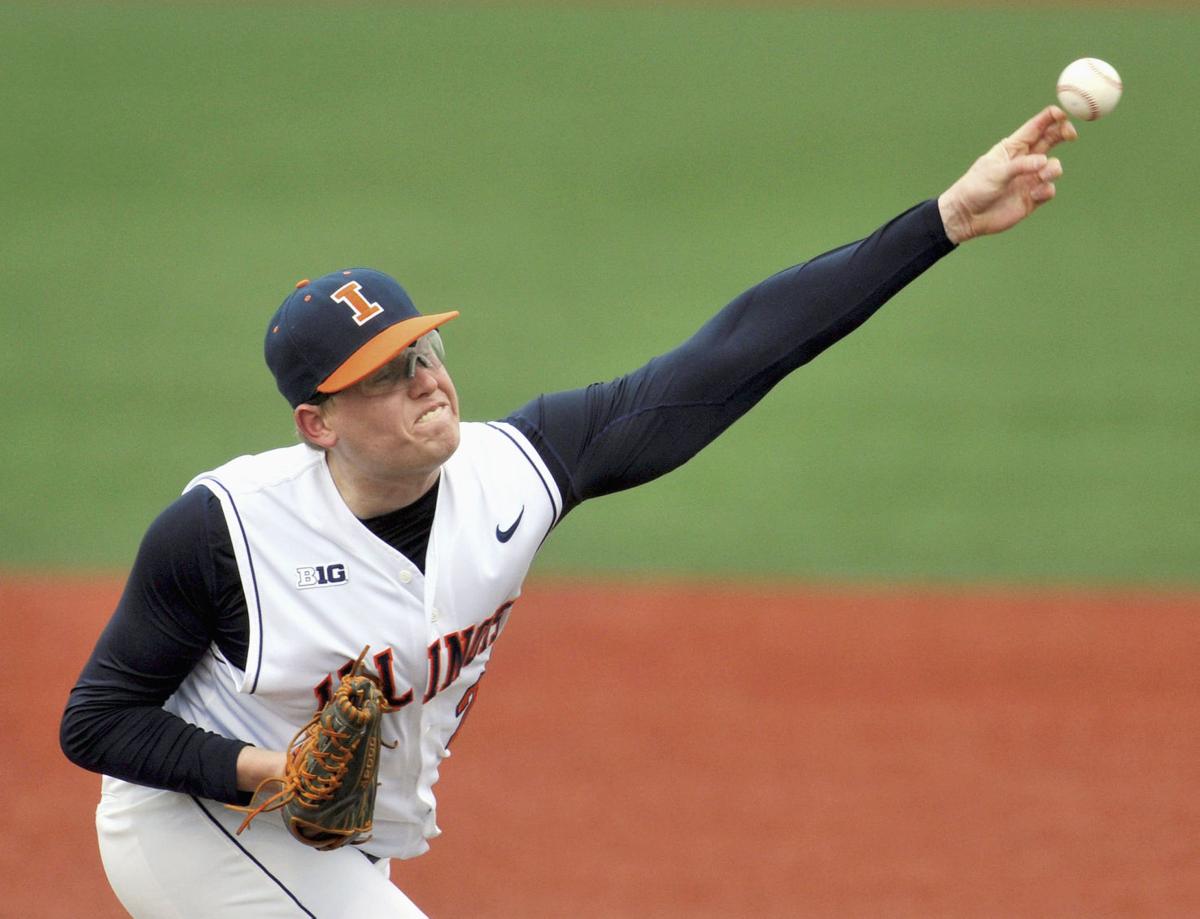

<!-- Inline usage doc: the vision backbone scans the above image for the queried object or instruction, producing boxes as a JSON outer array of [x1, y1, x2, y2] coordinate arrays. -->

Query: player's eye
[[377, 364, 404, 385], [360, 360, 405, 395]]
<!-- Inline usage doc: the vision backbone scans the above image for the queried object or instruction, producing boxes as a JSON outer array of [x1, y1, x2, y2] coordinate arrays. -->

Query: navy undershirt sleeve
[[506, 199, 954, 514], [59, 488, 251, 803]]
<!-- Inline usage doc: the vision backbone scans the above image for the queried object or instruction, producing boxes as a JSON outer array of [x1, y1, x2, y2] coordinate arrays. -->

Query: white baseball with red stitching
[[1056, 58, 1123, 121]]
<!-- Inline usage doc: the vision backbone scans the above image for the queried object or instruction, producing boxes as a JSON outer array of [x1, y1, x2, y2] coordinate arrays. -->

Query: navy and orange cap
[[265, 268, 459, 407]]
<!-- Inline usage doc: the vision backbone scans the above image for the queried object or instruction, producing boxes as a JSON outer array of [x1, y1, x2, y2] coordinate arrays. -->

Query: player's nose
[[406, 363, 440, 398]]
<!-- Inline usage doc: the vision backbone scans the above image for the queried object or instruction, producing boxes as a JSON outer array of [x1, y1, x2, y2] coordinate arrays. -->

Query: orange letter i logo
[[331, 281, 384, 326]]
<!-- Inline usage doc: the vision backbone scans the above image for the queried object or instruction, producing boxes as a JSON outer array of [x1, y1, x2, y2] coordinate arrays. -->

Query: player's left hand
[[938, 105, 1078, 244], [231, 648, 392, 851]]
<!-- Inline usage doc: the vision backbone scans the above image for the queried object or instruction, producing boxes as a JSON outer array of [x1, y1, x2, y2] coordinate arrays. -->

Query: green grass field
[[2, 4, 1196, 583]]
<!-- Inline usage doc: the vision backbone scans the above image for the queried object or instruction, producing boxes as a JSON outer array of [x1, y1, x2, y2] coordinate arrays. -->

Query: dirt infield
[[8, 573, 1198, 917]]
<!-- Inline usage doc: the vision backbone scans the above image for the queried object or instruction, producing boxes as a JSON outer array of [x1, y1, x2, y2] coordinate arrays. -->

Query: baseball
[[1056, 58, 1123, 121]]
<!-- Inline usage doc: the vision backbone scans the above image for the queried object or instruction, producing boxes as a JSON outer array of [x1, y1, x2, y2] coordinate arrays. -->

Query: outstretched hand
[[937, 106, 1078, 244]]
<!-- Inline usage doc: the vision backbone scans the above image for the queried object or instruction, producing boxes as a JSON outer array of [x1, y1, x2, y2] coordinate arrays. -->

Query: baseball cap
[[265, 268, 459, 407]]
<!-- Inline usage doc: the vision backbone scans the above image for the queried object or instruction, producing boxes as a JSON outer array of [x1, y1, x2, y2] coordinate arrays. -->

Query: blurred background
[[4, 5, 1198, 917], [2, 3, 1197, 585]]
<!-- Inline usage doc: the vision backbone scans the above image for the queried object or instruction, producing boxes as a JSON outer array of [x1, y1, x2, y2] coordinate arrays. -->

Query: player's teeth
[[419, 406, 444, 423]]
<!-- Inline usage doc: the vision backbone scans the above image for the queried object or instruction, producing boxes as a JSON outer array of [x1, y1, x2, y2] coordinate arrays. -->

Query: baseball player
[[61, 107, 1076, 917]]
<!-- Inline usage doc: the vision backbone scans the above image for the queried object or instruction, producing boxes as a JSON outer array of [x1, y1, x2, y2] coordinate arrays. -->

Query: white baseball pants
[[95, 776, 426, 918]]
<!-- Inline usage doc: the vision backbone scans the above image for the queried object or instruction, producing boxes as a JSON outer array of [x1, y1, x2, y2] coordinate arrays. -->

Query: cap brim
[[317, 311, 460, 394]]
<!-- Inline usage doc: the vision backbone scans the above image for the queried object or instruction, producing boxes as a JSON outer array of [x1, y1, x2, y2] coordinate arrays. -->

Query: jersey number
[[448, 676, 484, 749]]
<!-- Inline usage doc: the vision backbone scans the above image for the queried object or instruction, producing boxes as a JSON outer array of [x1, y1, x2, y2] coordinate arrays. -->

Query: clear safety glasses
[[312, 330, 446, 403], [356, 330, 447, 397]]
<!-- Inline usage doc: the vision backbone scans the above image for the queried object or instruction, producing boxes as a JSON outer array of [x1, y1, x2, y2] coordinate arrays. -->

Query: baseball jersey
[[167, 423, 558, 857]]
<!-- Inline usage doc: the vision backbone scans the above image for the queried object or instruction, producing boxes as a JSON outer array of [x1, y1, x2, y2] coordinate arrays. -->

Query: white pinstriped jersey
[[164, 421, 561, 858]]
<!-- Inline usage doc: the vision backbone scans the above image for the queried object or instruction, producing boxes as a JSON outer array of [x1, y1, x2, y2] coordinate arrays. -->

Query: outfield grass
[[2, 4, 1196, 583]]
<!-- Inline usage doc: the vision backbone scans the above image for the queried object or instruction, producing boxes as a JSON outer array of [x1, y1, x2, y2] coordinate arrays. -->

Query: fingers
[[1006, 153, 1062, 180], [1004, 105, 1079, 157], [999, 150, 1062, 206], [1006, 152, 1047, 177], [1030, 108, 1078, 155], [1030, 182, 1056, 204], [1039, 156, 1063, 183], [1027, 155, 1063, 204], [1005, 106, 1059, 150], [1010, 153, 1063, 177], [1035, 156, 1062, 202]]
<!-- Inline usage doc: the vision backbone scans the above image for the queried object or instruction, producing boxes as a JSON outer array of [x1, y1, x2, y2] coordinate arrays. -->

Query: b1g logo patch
[[296, 563, 349, 589]]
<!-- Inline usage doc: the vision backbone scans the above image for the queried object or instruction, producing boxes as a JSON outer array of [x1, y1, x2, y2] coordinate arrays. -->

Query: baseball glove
[[233, 648, 392, 851]]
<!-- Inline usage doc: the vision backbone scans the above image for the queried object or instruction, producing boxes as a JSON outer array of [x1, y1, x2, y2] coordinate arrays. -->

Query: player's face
[[320, 340, 462, 487]]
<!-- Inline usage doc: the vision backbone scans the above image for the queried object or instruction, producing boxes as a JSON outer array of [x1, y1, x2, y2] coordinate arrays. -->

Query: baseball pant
[[96, 776, 427, 918]]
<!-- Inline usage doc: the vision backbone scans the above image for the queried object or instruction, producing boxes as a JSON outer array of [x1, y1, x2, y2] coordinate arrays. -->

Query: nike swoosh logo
[[495, 507, 525, 543]]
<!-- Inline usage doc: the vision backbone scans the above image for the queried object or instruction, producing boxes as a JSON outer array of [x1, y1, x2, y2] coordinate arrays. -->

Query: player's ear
[[294, 401, 337, 449]]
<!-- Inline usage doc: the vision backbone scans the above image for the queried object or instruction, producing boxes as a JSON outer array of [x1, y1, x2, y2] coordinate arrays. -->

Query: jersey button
[[399, 570, 413, 584], [430, 608, 441, 622]]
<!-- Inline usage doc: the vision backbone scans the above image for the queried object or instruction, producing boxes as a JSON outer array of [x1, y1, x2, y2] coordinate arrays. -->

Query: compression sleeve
[[59, 487, 251, 804], [506, 199, 954, 513]]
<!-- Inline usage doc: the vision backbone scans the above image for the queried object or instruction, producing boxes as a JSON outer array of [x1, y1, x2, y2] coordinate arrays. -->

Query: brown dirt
[[8, 572, 1198, 918]]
